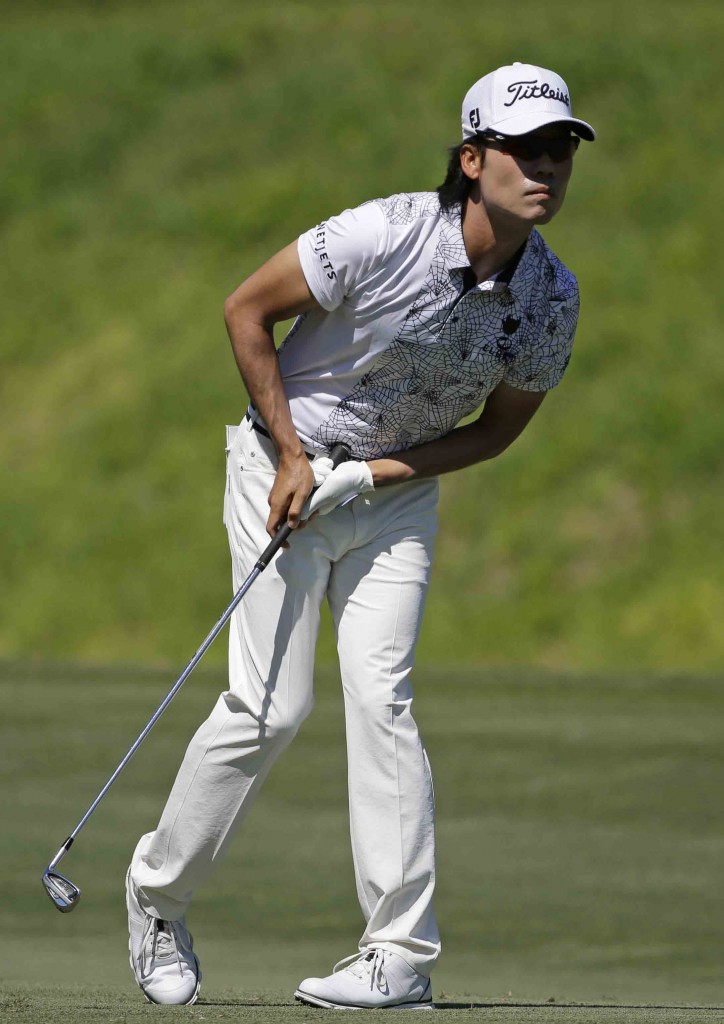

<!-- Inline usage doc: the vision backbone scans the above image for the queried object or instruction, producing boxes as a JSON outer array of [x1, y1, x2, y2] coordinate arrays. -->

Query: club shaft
[[63, 566, 262, 852], [47, 441, 351, 877]]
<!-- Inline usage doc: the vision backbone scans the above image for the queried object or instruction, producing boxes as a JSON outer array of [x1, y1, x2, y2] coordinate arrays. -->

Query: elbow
[[224, 278, 253, 326], [224, 292, 240, 329], [224, 289, 267, 334], [489, 432, 523, 461]]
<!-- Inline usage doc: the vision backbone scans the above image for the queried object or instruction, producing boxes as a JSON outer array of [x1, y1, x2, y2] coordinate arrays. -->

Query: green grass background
[[2, 661, 724, 1020], [2, 2, 724, 1020], [1, 0, 723, 670]]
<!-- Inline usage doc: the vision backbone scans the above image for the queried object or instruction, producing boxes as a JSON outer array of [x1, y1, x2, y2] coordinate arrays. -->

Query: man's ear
[[460, 142, 484, 182]]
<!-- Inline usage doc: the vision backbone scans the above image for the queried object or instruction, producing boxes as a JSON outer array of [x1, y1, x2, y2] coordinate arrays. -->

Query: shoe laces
[[333, 949, 387, 992], [139, 916, 185, 979]]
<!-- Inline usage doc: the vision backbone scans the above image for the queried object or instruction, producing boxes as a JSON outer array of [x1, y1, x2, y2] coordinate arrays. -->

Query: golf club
[[42, 441, 351, 912]]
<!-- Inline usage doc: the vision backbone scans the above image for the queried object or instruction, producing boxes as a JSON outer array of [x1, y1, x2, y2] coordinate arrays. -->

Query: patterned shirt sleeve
[[297, 202, 389, 312], [503, 282, 579, 392]]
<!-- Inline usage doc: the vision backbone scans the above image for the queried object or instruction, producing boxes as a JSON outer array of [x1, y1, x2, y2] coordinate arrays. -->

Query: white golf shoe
[[295, 948, 434, 1010], [125, 868, 201, 1005]]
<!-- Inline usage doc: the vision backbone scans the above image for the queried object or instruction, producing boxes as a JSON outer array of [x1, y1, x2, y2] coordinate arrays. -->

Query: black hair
[[436, 137, 486, 212]]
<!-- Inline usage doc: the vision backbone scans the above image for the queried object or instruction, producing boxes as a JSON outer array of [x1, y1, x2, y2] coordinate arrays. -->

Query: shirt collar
[[440, 201, 541, 296]]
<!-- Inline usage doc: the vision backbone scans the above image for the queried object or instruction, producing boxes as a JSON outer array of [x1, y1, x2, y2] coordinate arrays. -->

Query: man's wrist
[[368, 458, 415, 487], [277, 442, 308, 462]]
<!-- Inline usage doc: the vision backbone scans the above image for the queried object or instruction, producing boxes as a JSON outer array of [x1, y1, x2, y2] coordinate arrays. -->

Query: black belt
[[245, 411, 315, 460]]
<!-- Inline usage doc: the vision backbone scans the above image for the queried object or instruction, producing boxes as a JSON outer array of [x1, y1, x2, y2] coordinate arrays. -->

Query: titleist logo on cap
[[504, 79, 570, 108], [460, 64, 596, 141]]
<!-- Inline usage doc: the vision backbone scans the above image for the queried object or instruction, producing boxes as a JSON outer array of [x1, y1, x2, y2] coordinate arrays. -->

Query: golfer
[[125, 62, 595, 1009]]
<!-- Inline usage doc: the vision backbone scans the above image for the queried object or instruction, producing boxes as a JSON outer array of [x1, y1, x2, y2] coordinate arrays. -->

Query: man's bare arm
[[224, 242, 321, 537], [226, 243, 546, 525], [367, 381, 547, 486]]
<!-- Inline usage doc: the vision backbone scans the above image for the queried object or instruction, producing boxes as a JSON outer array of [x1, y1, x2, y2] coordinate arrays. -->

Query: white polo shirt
[[278, 191, 579, 459]]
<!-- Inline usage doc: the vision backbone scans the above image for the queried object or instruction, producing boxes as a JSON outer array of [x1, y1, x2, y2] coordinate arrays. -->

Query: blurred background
[[2, 0, 723, 1012], [2, 0, 723, 671]]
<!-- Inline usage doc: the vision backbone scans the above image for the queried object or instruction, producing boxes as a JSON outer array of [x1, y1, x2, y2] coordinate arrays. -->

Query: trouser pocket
[[223, 424, 240, 526]]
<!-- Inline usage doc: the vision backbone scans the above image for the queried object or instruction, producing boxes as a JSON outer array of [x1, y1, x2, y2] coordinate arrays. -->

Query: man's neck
[[461, 194, 532, 282]]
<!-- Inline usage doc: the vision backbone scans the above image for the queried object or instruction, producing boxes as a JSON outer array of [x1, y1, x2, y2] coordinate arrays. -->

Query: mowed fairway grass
[[2, 661, 723, 1023]]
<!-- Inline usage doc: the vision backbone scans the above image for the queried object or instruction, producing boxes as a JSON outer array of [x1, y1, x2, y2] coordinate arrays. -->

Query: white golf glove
[[303, 460, 374, 519], [310, 455, 335, 487]]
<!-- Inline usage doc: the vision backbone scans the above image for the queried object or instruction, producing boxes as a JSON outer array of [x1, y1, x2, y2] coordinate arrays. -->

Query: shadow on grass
[[195, 999, 724, 1011], [434, 1004, 724, 1012]]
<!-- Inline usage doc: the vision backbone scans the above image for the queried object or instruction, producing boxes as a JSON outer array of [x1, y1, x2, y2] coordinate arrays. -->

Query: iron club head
[[42, 869, 81, 912]]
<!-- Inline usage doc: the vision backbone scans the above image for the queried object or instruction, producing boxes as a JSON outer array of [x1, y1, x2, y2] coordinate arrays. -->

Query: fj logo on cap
[[504, 79, 570, 108], [469, 107, 481, 130]]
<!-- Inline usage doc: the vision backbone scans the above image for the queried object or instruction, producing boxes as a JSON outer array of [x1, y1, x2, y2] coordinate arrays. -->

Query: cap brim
[[488, 111, 596, 141]]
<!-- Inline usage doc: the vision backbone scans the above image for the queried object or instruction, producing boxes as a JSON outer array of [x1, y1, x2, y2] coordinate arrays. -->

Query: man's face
[[470, 125, 577, 226]]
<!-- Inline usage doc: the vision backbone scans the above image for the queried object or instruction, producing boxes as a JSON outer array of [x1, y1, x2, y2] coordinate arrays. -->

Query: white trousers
[[131, 417, 441, 974]]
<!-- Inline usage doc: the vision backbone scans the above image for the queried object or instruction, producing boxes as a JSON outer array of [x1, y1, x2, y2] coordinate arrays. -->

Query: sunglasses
[[478, 131, 580, 163]]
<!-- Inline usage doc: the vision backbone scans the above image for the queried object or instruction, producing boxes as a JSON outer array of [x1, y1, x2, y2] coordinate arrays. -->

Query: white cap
[[461, 62, 595, 141]]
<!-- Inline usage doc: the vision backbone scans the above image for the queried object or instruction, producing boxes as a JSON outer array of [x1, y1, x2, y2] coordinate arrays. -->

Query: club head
[[42, 869, 81, 912]]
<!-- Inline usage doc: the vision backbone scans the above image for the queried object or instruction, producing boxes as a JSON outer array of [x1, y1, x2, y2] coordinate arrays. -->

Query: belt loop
[[245, 408, 316, 461]]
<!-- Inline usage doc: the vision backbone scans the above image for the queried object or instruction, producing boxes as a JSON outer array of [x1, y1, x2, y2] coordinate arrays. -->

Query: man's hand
[[266, 453, 316, 538], [303, 461, 374, 519], [266, 453, 338, 538]]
